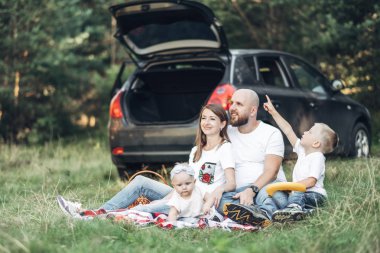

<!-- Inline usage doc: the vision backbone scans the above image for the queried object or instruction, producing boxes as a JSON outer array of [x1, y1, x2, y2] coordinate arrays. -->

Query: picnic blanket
[[77, 208, 260, 232]]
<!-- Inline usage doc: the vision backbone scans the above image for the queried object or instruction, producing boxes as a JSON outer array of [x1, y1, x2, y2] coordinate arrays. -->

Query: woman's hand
[[202, 194, 214, 215], [202, 205, 211, 215], [211, 186, 224, 208]]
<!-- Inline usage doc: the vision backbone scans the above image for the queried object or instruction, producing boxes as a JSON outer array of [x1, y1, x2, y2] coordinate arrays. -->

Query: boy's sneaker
[[272, 204, 305, 223], [223, 203, 271, 227], [57, 195, 82, 218], [304, 208, 315, 216]]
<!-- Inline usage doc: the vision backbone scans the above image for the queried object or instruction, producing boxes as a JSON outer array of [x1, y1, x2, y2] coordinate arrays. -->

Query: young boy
[[167, 163, 214, 223], [263, 95, 338, 222]]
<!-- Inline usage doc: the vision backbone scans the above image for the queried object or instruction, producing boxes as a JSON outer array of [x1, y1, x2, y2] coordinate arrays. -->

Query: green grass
[[0, 139, 379, 253]]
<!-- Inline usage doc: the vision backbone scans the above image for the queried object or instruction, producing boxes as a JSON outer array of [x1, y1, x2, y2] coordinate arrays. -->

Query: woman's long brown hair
[[193, 104, 230, 162]]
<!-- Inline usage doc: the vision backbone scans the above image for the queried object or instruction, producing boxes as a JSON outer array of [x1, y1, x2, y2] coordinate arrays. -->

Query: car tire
[[349, 122, 370, 157], [117, 164, 141, 181]]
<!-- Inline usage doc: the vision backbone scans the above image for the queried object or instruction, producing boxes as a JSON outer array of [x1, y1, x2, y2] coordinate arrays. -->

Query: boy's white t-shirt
[[292, 139, 327, 196], [166, 186, 204, 218], [227, 122, 287, 188], [188, 141, 235, 196]]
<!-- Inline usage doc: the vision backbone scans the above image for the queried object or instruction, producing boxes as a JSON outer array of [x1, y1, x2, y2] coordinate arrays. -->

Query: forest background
[[1, 1, 379, 252], [1, 0, 379, 145]]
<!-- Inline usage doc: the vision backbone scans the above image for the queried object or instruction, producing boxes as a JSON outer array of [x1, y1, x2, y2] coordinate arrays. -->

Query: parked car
[[108, 0, 371, 178]]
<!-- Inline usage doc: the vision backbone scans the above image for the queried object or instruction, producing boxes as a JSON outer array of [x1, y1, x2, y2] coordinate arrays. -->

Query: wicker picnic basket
[[127, 169, 168, 209]]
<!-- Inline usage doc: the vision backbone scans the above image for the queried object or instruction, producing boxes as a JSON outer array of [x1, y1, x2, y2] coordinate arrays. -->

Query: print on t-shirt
[[199, 162, 216, 184]]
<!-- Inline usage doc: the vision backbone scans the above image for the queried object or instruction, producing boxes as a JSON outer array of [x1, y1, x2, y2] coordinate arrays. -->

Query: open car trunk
[[126, 60, 225, 124]]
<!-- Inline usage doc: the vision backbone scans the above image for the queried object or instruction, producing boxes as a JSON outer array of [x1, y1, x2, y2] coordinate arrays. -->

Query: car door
[[231, 54, 267, 99], [109, 0, 230, 65], [231, 53, 315, 154], [230, 54, 277, 128], [254, 55, 316, 151], [283, 55, 350, 153]]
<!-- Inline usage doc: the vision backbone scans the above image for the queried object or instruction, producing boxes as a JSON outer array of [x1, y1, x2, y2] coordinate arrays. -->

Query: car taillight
[[207, 83, 235, 110], [110, 91, 123, 119], [112, 147, 124, 155]]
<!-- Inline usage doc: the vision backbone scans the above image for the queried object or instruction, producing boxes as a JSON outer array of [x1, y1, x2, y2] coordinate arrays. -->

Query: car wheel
[[350, 122, 370, 157], [117, 163, 141, 181]]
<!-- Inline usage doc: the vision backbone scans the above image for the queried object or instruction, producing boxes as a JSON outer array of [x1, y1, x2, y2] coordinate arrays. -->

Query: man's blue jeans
[[287, 191, 326, 210], [99, 175, 172, 214], [218, 181, 288, 219]]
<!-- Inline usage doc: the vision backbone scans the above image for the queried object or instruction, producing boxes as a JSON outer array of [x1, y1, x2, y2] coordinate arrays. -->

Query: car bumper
[[109, 119, 197, 165]]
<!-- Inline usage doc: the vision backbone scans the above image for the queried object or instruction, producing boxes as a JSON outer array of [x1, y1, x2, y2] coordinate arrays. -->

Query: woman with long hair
[[189, 104, 235, 210], [57, 104, 235, 217]]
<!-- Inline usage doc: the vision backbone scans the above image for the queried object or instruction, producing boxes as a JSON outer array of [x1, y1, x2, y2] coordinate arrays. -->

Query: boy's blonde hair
[[170, 163, 195, 180], [316, 123, 338, 154]]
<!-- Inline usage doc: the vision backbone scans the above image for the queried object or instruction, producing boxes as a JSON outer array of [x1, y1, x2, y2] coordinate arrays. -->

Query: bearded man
[[219, 89, 288, 226]]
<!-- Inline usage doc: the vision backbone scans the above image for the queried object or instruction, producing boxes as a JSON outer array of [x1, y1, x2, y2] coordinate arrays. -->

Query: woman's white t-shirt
[[188, 141, 235, 196], [292, 139, 327, 196]]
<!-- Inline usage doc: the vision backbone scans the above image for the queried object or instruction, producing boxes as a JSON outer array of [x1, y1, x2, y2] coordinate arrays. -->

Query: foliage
[[0, 0, 379, 143], [204, 0, 380, 142], [0, 140, 379, 252], [204, 0, 379, 95], [0, 0, 112, 143]]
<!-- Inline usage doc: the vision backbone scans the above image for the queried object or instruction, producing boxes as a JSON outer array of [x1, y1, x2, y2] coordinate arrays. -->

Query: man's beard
[[230, 113, 249, 127]]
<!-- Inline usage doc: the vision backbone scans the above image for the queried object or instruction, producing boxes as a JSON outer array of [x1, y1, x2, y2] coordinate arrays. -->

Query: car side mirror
[[331, 79, 345, 91]]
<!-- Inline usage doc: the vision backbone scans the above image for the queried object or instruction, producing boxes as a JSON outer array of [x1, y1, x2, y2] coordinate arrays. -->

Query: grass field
[[0, 138, 379, 253]]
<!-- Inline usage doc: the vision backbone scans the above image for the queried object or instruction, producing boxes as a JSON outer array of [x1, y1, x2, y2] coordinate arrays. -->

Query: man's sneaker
[[272, 204, 305, 223], [223, 203, 271, 227], [57, 195, 82, 218]]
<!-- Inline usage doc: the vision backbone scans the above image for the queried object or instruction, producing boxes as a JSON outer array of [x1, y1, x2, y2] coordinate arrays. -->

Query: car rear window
[[127, 21, 218, 49]]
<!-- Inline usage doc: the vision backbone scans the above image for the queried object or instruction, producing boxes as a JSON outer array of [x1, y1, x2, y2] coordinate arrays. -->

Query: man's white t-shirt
[[227, 122, 286, 188], [292, 139, 327, 196], [166, 186, 204, 218], [189, 141, 235, 196]]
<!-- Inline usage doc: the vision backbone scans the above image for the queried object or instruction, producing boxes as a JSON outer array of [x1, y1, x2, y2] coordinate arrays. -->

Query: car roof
[[230, 49, 299, 58]]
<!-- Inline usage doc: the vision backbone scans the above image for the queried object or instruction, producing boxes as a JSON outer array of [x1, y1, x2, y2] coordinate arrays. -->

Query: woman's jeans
[[218, 180, 288, 219], [99, 175, 172, 214], [287, 191, 326, 210]]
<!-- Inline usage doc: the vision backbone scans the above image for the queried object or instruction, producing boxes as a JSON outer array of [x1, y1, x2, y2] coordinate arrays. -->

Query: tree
[[1, 0, 379, 143], [204, 0, 380, 108], [0, 0, 112, 143]]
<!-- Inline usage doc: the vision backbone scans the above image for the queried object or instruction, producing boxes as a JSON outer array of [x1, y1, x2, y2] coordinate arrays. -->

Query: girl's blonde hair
[[170, 163, 194, 180]]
